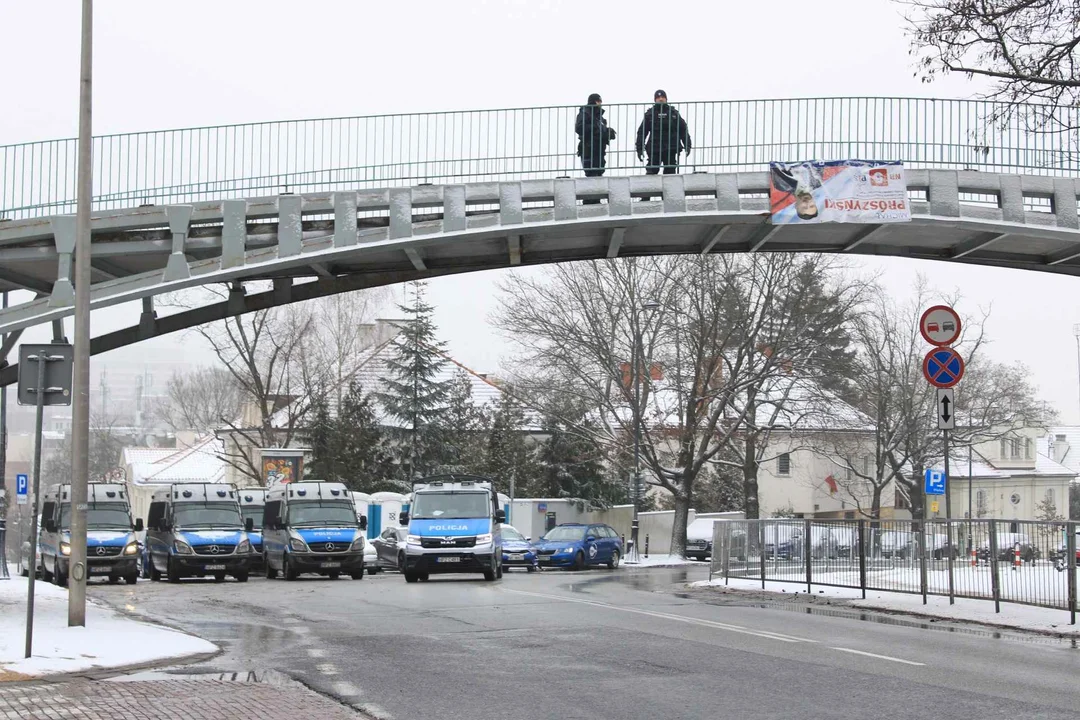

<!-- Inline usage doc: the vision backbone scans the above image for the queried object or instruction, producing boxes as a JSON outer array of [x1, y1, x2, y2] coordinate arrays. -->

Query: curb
[[688, 582, 1080, 640], [0, 649, 223, 686]]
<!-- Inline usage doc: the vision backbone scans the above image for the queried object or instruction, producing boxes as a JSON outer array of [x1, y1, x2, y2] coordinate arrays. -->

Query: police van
[[238, 487, 267, 570], [262, 481, 367, 581], [145, 483, 254, 583], [39, 483, 143, 586], [398, 475, 504, 583]]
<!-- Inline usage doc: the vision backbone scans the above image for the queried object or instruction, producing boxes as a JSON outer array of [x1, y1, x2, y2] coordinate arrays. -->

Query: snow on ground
[[691, 575, 1080, 636], [0, 574, 217, 678], [623, 554, 705, 568]]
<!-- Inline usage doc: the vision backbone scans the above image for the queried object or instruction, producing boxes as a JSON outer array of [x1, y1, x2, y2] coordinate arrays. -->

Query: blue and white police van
[[398, 475, 504, 583], [262, 481, 367, 581], [145, 483, 255, 583], [39, 483, 143, 586]]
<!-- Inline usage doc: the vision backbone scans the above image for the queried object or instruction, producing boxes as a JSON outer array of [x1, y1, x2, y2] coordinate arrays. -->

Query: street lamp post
[[1073, 324, 1080, 422], [629, 299, 661, 563]]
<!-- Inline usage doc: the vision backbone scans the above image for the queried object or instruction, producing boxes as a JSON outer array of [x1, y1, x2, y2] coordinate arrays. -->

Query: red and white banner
[[769, 160, 911, 225]]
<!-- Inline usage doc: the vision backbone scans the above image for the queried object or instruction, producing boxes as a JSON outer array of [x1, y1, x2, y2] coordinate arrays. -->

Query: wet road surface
[[89, 564, 1080, 720]]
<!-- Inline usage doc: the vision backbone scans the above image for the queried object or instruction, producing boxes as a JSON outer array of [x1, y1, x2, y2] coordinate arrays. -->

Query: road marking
[[503, 588, 816, 644], [830, 647, 925, 666], [306, 647, 326, 658], [316, 663, 339, 676]]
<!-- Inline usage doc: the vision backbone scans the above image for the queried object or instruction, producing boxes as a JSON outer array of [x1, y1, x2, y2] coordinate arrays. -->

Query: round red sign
[[919, 305, 962, 347]]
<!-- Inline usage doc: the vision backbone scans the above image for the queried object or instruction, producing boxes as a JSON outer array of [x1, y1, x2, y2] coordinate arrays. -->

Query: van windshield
[[241, 506, 264, 528], [173, 502, 243, 529], [59, 503, 131, 530], [410, 492, 490, 520], [286, 500, 357, 527]]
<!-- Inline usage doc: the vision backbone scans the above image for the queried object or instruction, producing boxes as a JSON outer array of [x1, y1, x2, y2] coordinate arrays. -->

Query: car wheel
[[17, 557, 27, 577], [109, 576, 120, 585], [328, 571, 340, 580], [54, 560, 67, 587], [265, 555, 278, 579], [167, 557, 182, 584], [419, 573, 430, 582], [149, 556, 161, 582], [496, 559, 503, 579], [42, 559, 53, 583], [351, 569, 364, 580], [125, 574, 138, 585], [398, 552, 406, 572], [526, 565, 537, 573], [235, 570, 249, 583], [573, 551, 586, 571], [404, 571, 419, 583], [213, 573, 226, 583], [283, 554, 299, 582], [608, 550, 621, 569]]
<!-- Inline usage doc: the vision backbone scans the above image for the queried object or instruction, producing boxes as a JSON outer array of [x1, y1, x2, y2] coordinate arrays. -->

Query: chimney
[[373, 318, 406, 345], [1053, 434, 1070, 465]]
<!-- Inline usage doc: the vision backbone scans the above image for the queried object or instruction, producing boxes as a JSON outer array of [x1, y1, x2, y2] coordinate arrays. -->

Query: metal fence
[[710, 518, 1078, 624], [2, 97, 1078, 220]]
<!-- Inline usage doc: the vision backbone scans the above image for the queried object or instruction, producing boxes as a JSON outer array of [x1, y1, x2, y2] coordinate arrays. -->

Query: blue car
[[534, 523, 622, 570], [499, 524, 538, 572]]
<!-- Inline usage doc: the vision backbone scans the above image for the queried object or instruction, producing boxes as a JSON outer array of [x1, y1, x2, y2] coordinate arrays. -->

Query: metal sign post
[[18, 344, 74, 659], [921, 305, 963, 525]]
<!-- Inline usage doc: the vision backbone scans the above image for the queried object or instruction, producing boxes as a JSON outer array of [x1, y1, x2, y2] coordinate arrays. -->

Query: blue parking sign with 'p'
[[924, 469, 946, 496], [16, 474, 28, 505]]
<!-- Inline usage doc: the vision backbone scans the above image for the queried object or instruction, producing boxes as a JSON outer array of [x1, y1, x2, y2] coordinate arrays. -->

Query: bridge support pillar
[[163, 205, 194, 281], [278, 196, 303, 257], [333, 192, 358, 247], [47, 216, 76, 308], [138, 296, 156, 339], [221, 200, 248, 270]]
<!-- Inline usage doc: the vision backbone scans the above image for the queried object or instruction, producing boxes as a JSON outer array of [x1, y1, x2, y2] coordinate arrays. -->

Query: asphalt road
[[88, 564, 1080, 720]]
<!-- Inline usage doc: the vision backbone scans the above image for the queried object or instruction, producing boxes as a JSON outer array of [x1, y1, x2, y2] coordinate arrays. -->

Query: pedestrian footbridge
[[0, 97, 1078, 385]]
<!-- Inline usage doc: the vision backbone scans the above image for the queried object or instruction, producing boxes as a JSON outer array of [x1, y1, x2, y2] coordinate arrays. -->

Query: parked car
[[685, 518, 716, 561], [977, 533, 1041, 563], [1050, 528, 1080, 565], [499, 524, 538, 571], [363, 540, 379, 573], [880, 530, 914, 559], [535, 523, 622, 570], [17, 520, 43, 578], [371, 527, 409, 572]]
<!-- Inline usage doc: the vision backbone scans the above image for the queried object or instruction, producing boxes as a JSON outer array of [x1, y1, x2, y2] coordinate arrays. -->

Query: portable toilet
[[369, 491, 406, 539], [351, 491, 371, 530], [497, 492, 511, 526]]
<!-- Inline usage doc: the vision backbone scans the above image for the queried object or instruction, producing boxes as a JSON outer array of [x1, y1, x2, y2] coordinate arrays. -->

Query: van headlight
[[350, 533, 365, 551], [60, 542, 71, 556], [237, 539, 251, 555], [174, 540, 194, 555], [289, 537, 309, 552], [475, 533, 493, 546], [406, 535, 422, 546], [123, 542, 139, 556]]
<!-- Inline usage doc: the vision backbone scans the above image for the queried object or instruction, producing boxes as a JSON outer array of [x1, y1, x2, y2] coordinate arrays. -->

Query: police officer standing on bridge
[[635, 90, 692, 175]]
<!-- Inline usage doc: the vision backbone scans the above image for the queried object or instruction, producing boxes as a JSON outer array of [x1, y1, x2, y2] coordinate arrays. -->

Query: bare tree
[[903, 0, 1080, 133], [823, 278, 1055, 520], [496, 254, 858, 556], [154, 366, 243, 434]]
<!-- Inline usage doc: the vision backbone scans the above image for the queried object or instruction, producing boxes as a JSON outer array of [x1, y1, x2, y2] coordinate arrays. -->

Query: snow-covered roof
[[126, 436, 226, 486], [929, 445, 1076, 481]]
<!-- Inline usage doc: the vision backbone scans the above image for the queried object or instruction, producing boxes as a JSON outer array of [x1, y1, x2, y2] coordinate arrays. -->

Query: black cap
[[654, 89, 667, 100], [588, 93, 602, 105]]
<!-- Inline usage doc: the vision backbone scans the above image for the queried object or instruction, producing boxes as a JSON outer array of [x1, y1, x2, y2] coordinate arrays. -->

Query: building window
[[1056, 434, 1067, 443], [976, 489, 988, 517], [1045, 488, 1055, 506], [862, 456, 871, 475], [1000, 438, 1008, 459], [1024, 438, 1032, 460], [777, 453, 791, 476], [844, 511, 855, 520], [1010, 438, 1021, 458], [895, 487, 910, 509]]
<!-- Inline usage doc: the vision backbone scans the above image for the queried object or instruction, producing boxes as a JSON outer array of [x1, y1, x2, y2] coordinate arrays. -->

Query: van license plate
[[90, 566, 111, 574], [509, 554, 524, 560], [204, 564, 226, 571], [436, 557, 461, 563], [319, 562, 340, 569]]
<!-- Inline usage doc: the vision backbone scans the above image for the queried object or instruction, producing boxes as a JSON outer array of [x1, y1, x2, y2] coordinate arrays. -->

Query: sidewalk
[[0, 676, 366, 719], [691, 575, 1080, 636], [0, 575, 216, 678]]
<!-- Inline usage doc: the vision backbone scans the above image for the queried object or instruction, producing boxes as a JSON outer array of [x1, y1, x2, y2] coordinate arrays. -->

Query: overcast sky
[[3, 0, 1080, 424]]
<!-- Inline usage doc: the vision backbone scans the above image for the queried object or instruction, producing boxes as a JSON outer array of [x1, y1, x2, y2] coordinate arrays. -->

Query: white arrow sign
[[936, 388, 955, 430]]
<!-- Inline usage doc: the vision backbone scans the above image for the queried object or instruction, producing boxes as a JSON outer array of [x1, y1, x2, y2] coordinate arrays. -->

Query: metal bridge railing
[[710, 518, 1078, 623], [2, 97, 1078, 220]]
